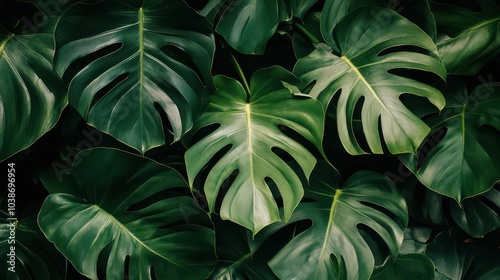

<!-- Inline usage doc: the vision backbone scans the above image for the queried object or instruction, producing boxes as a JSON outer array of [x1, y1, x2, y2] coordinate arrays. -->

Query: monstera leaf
[[430, 0, 500, 75], [400, 79, 500, 203], [0, 204, 66, 280], [370, 254, 435, 280], [320, 0, 384, 44], [269, 161, 408, 280], [201, 0, 317, 54], [38, 148, 216, 280], [295, 6, 446, 155], [450, 185, 500, 238], [426, 230, 500, 279], [54, 0, 214, 154], [0, 17, 66, 161], [209, 216, 280, 279], [184, 67, 324, 233]]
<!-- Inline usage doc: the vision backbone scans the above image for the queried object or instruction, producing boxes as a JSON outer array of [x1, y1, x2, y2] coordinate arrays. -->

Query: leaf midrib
[[245, 103, 258, 230], [320, 189, 342, 258], [138, 6, 145, 153], [0, 34, 14, 61], [340, 55, 396, 122]]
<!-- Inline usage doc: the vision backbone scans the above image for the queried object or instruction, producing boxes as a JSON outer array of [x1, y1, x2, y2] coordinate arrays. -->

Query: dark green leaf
[[269, 161, 408, 280], [400, 79, 500, 203], [430, 0, 500, 75], [450, 185, 500, 238], [370, 254, 435, 280], [38, 148, 216, 280], [426, 230, 500, 280], [0, 205, 66, 280], [0, 17, 66, 161], [202, 0, 317, 54], [209, 217, 278, 280], [54, 0, 214, 153]]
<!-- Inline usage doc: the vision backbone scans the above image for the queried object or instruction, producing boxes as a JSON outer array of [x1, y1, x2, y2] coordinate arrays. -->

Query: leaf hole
[[357, 224, 390, 266], [399, 94, 442, 118], [62, 42, 123, 83], [126, 187, 190, 212], [265, 176, 284, 209], [415, 127, 448, 169], [184, 0, 209, 10], [301, 80, 317, 95], [89, 73, 129, 110], [153, 102, 174, 143], [161, 44, 206, 87], [188, 123, 221, 147], [387, 68, 445, 90], [150, 266, 158, 280], [378, 45, 433, 57], [213, 169, 240, 213]]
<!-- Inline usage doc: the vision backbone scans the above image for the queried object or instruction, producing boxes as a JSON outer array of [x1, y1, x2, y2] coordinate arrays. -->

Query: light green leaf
[[184, 66, 324, 234], [295, 7, 446, 155], [269, 161, 408, 280], [400, 79, 500, 203], [38, 148, 216, 280], [430, 0, 500, 75], [54, 0, 214, 154], [0, 17, 66, 161]]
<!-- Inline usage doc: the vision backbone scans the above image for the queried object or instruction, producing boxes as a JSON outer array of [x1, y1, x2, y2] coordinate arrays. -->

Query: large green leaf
[[400, 80, 500, 203], [38, 148, 216, 280], [184, 66, 324, 234], [295, 6, 446, 155], [269, 161, 408, 280], [402, 178, 500, 238], [320, 0, 384, 44], [0, 17, 66, 161], [430, 0, 500, 75], [426, 230, 500, 279], [0, 205, 66, 280], [201, 0, 317, 54], [370, 254, 435, 280], [54, 0, 214, 154], [450, 185, 500, 238], [209, 216, 279, 279]]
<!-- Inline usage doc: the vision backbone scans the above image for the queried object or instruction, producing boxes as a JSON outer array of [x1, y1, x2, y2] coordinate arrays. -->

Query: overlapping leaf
[[54, 0, 214, 154], [400, 80, 500, 202], [370, 254, 434, 280], [295, 7, 446, 155], [0, 205, 66, 280], [185, 67, 324, 234], [202, 0, 317, 54], [0, 17, 66, 161], [269, 161, 408, 280], [426, 230, 500, 279], [430, 0, 500, 75], [38, 148, 216, 280]]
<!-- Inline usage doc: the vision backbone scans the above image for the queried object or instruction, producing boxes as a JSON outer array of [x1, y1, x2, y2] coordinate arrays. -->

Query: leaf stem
[[229, 52, 251, 100], [293, 22, 320, 44]]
